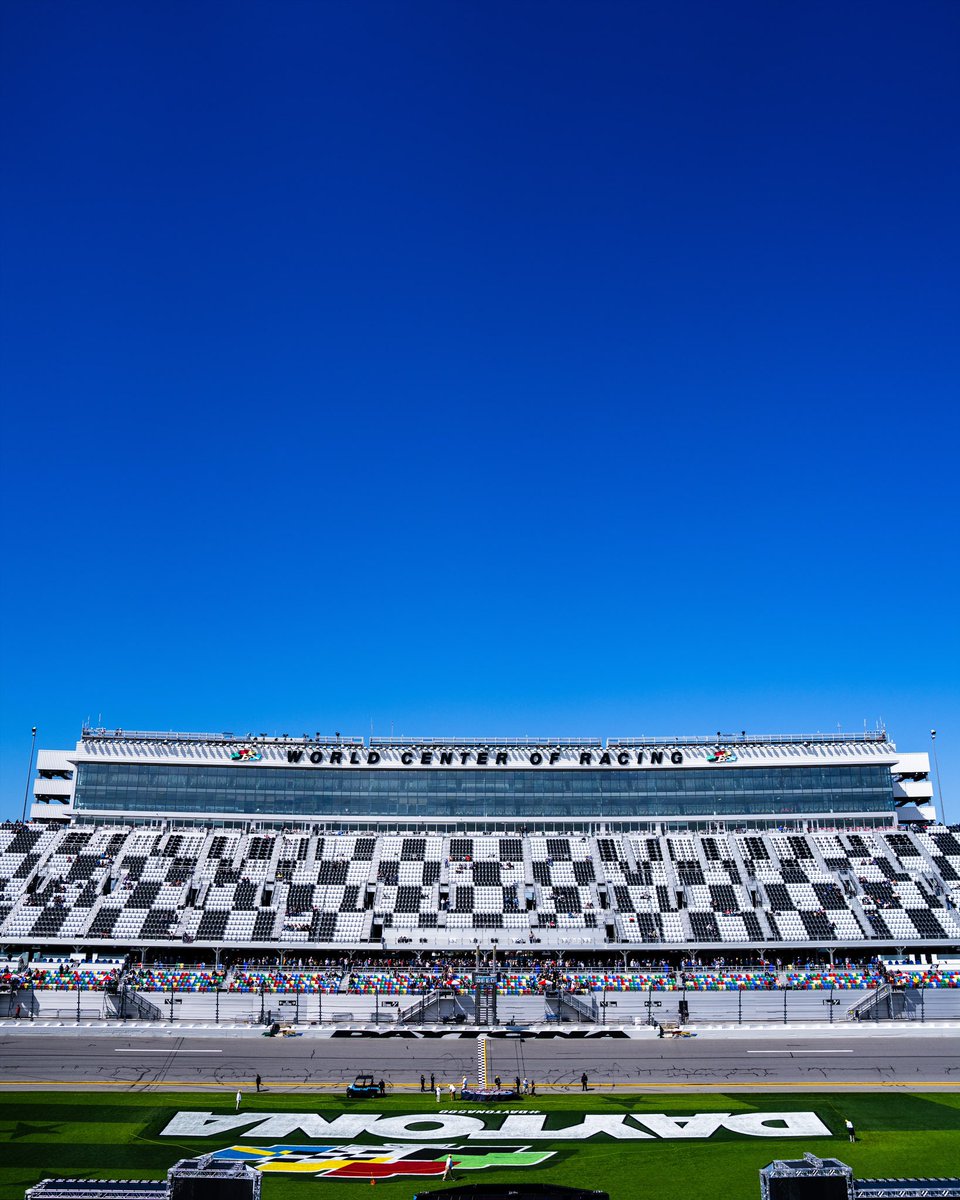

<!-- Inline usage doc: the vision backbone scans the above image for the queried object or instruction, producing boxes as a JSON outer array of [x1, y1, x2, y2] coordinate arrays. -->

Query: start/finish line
[[160, 1109, 833, 1141]]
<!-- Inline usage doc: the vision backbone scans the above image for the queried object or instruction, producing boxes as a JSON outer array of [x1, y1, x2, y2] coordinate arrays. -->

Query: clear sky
[[1, 1, 957, 821]]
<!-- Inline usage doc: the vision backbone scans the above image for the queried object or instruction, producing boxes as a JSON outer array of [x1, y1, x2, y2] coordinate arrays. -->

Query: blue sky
[[1, 1, 957, 821]]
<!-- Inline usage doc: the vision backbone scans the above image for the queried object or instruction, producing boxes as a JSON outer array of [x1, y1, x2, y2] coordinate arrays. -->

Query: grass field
[[1, 1090, 959, 1200]]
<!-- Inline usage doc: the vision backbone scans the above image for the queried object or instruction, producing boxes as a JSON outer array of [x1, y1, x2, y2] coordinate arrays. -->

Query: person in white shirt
[[235, 1090, 242, 1112]]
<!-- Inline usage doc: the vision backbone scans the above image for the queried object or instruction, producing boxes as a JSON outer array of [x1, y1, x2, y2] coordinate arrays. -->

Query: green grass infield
[[2, 1090, 959, 1200]]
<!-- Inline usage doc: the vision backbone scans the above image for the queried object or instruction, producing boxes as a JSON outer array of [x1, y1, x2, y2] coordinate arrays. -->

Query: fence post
[[169, 983, 175, 1023], [783, 987, 788, 1025], [215, 988, 220, 1025], [295, 986, 300, 1026], [738, 988, 742, 1026], [77, 986, 81, 1023], [920, 986, 925, 1024], [829, 987, 834, 1024]]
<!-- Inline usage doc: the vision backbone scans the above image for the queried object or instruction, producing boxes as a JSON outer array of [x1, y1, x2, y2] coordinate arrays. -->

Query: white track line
[[113, 1049, 222, 1053], [747, 1049, 853, 1054]]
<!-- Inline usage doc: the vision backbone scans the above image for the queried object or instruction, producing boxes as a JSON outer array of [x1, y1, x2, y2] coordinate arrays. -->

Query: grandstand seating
[[130, 968, 225, 992], [885, 968, 960, 988], [229, 969, 341, 993], [3, 821, 960, 952]]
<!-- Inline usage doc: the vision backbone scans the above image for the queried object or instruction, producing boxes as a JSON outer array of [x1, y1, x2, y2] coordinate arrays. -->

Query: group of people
[[417, 1072, 541, 1097]]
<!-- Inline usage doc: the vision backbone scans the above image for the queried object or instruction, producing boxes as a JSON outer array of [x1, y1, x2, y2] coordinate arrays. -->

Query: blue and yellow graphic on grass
[[211, 1143, 554, 1180]]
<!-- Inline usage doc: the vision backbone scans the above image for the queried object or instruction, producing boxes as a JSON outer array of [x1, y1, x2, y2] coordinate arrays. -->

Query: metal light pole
[[931, 731, 945, 824], [20, 727, 38, 822]]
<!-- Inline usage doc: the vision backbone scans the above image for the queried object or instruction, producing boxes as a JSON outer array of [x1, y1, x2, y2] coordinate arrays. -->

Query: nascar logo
[[211, 1143, 554, 1180]]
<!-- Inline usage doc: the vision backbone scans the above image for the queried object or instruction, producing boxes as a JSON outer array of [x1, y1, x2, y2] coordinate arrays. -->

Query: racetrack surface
[[1, 1031, 957, 1091]]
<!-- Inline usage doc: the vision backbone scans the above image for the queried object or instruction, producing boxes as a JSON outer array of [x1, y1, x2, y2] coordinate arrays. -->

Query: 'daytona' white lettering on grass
[[160, 1111, 831, 1141]]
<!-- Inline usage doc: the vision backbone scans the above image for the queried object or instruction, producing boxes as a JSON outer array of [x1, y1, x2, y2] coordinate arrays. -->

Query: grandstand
[[2, 728, 956, 972]]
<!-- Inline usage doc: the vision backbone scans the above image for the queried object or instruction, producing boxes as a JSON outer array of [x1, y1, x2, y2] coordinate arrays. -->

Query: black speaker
[[169, 1180, 254, 1200], [167, 1158, 258, 1200], [766, 1177, 849, 1200]]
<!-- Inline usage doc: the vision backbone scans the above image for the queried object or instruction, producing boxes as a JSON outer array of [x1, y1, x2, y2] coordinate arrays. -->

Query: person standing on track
[[430, 1072, 435, 1091], [255, 1074, 262, 1093], [420, 1074, 426, 1092], [581, 1072, 588, 1092]]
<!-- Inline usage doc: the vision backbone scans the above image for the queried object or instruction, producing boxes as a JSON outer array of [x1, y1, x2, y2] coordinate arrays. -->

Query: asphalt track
[[1, 1032, 958, 1091]]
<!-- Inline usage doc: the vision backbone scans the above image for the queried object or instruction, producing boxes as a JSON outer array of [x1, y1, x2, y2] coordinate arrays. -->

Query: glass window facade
[[73, 762, 896, 821]]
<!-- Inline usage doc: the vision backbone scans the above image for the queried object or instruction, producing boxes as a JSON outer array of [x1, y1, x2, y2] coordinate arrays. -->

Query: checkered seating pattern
[[4, 821, 960, 951], [529, 835, 598, 931]]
